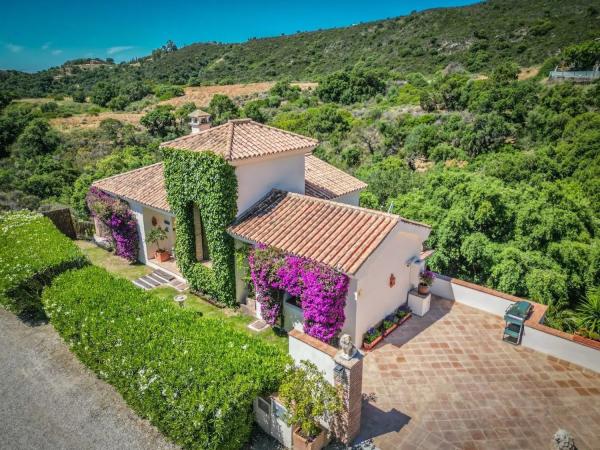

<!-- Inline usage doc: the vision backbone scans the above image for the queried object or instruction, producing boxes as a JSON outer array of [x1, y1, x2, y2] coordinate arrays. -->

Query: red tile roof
[[228, 190, 402, 274], [92, 163, 170, 211], [304, 154, 367, 199], [160, 119, 317, 161], [92, 156, 366, 212]]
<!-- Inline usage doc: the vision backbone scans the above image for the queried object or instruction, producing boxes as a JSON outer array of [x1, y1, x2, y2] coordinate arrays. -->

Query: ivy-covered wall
[[162, 148, 238, 306]]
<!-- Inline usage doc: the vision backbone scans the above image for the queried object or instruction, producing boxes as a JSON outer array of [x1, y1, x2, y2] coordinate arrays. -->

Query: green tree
[[208, 94, 239, 125], [243, 100, 266, 123], [15, 118, 60, 158], [317, 67, 387, 104], [140, 106, 176, 137], [90, 81, 117, 107]]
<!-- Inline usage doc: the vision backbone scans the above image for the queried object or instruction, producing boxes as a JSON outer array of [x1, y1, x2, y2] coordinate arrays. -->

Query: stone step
[[151, 272, 172, 284], [154, 269, 175, 281], [139, 275, 161, 287], [169, 280, 188, 292], [133, 279, 152, 290], [146, 273, 167, 285]]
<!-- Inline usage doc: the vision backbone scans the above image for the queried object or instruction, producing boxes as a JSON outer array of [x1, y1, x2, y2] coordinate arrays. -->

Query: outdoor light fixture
[[174, 294, 187, 308]]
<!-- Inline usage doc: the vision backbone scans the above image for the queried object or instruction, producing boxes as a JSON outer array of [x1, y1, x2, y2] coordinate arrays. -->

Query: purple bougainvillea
[[87, 187, 139, 262], [248, 244, 349, 343]]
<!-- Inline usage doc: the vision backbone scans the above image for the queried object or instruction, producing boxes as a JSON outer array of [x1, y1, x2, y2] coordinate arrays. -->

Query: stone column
[[333, 351, 363, 445]]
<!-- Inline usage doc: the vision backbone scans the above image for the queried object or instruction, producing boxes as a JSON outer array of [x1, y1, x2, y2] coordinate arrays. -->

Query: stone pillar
[[333, 351, 363, 445]]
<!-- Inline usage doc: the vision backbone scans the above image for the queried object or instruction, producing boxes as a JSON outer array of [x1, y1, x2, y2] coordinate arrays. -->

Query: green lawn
[[75, 240, 288, 352]]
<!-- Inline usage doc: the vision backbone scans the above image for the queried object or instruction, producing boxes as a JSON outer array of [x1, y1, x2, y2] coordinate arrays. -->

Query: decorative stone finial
[[339, 334, 357, 360], [553, 429, 577, 450]]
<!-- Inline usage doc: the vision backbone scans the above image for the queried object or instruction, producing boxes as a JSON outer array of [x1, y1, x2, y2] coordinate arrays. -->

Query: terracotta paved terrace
[[359, 296, 600, 450]]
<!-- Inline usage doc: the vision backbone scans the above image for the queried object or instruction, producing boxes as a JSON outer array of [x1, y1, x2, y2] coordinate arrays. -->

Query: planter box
[[397, 312, 412, 326], [383, 323, 398, 337], [292, 427, 328, 450], [362, 334, 383, 351], [408, 290, 431, 317]]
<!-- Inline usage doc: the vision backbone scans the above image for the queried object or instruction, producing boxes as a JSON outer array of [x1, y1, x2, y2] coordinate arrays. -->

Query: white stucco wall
[[332, 191, 361, 206], [142, 207, 176, 258], [288, 334, 337, 384], [235, 153, 305, 215], [128, 200, 148, 264], [341, 278, 359, 345], [521, 327, 600, 373], [430, 276, 513, 317], [353, 228, 424, 347]]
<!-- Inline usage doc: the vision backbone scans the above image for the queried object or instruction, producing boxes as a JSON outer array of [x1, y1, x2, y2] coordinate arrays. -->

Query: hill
[[1, 0, 599, 96]]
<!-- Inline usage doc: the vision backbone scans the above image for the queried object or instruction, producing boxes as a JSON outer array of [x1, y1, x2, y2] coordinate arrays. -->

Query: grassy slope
[[75, 240, 288, 352]]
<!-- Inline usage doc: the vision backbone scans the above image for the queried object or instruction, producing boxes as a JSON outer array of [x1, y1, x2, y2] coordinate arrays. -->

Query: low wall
[[431, 274, 600, 373], [288, 329, 338, 384]]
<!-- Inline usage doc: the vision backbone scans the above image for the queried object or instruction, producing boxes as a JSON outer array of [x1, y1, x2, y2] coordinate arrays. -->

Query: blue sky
[[1, 0, 477, 72]]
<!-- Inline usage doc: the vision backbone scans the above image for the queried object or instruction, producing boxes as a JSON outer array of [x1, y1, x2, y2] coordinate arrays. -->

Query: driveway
[[0, 309, 177, 450], [359, 297, 600, 450]]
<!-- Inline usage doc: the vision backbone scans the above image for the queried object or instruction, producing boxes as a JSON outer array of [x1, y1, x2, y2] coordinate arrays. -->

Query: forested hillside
[[0, 1, 599, 337], [1, 0, 599, 96]]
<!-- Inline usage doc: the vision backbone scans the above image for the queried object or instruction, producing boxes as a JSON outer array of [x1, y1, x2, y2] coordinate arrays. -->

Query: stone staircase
[[133, 270, 188, 292]]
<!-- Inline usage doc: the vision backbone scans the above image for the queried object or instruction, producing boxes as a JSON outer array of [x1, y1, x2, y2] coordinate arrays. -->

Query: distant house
[[92, 115, 431, 346]]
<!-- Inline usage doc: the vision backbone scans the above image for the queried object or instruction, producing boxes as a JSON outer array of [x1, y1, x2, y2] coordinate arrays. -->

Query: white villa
[[92, 115, 432, 347]]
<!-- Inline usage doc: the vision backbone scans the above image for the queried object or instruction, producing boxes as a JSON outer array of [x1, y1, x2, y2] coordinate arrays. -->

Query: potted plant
[[362, 326, 383, 351], [396, 308, 412, 326], [279, 361, 342, 450], [418, 269, 436, 295], [145, 227, 170, 262], [382, 314, 398, 337]]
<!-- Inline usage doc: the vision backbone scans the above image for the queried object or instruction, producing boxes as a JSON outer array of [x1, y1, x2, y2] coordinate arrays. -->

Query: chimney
[[189, 109, 211, 134]]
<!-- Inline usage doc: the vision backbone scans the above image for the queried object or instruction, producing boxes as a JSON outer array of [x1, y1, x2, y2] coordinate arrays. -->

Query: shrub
[[42, 266, 289, 450], [0, 211, 87, 319], [279, 360, 343, 440]]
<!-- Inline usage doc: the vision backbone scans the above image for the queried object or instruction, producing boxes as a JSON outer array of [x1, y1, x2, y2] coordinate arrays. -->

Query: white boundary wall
[[521, 326, 600, 372], [431, 274, 600, 373], [288, 333, 337, 384], [431, 275, 512, 317]]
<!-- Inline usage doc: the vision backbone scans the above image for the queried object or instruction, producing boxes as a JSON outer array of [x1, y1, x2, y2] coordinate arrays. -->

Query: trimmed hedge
[[0, 211, 87, 319], [162, 148, 238, 306], [42, 266, 289, 450]]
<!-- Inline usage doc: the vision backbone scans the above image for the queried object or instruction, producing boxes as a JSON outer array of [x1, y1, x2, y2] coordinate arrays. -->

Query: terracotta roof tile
[[92, 163, 170, 212], [304, 154, 367, 199], [160, 119, 318, 161], [228, 190, 401, 274], [91, 156, 366, 211]]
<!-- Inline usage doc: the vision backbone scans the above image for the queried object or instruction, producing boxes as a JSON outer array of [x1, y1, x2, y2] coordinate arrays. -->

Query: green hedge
[[42, 266, 289, 449], [162, 148, 238, 306], [0, 211, 87, 319]]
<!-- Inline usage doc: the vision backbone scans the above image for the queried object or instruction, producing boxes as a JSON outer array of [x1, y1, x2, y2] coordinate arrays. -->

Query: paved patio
[[359, 296, 600, 450]]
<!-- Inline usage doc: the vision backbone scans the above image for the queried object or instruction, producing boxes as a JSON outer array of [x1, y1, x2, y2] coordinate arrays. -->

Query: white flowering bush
[[42, 266, 290, 450], [0, 211, 87, 319]]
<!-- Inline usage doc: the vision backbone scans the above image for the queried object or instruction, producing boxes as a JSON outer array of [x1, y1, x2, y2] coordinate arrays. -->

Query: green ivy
[[162, 148, 238, 306]]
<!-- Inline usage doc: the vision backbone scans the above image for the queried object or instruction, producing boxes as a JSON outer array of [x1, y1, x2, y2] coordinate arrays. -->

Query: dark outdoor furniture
[[502, 301, 532, 345]]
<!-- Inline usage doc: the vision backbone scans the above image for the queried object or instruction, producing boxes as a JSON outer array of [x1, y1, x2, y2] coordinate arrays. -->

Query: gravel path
[[0, 309, 177, 450]]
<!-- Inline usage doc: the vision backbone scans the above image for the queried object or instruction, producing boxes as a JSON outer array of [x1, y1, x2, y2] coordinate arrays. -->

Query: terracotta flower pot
[[292, 426, 328, 450], [362, 334, 383, 351], [155, 250, 171, 262], [418, 283, 430, 295]]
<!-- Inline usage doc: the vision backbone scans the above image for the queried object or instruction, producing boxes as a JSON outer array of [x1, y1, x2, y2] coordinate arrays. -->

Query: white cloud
[[51, 49, 63, 55], [106, 45, 134, 55], [5, 43, 23, 53], [42, 42, 51, 50]]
